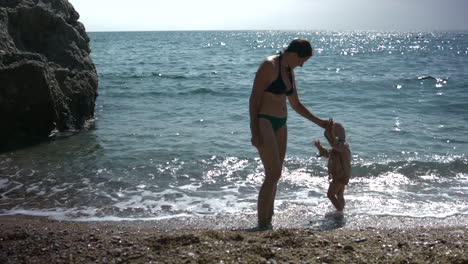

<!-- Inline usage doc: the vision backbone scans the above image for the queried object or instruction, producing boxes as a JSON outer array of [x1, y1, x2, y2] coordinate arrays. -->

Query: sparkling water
[[1, 31, 467, 223]]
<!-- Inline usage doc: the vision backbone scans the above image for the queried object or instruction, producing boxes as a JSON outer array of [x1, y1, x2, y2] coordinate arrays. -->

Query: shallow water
[[1, 31, 467, 223]]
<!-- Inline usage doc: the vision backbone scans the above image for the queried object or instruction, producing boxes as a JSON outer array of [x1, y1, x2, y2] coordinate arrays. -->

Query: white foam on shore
[[0, 156, 467, 225], [2, 208, 467, 232]]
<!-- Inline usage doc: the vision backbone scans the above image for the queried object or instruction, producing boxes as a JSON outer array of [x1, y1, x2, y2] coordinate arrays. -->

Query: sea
[[1, 31, 467, 228]]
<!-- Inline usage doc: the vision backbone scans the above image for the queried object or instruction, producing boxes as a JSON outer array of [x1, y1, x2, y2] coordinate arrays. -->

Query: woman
[[249, 38, 331, 231]]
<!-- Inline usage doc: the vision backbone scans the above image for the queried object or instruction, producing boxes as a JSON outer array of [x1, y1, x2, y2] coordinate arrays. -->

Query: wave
[[352, 159, 467, 179], [104, 89, 225, 99], [1, 155, 466, 222], [396, 75, 449, 83], [284, 155, 468, 179], [98, 71, 219, 80], [103, 86, 243, 99], [177, 88, 219, 95], [416, 76, 448, 83]]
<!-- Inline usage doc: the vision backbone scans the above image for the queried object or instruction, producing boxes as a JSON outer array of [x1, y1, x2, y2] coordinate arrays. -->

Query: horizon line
[[84, 29, 468, 33]]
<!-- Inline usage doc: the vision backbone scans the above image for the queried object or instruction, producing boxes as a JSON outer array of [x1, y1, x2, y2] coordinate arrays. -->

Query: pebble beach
[[1, 215, 466, 264]]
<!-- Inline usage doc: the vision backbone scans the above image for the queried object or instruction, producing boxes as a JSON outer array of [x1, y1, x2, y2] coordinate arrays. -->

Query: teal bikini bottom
[[258, 114, 287, 132]]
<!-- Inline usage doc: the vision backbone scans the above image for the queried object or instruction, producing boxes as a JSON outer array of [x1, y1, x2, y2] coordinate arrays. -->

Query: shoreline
[[1, 215, 467, 263], [3, 210, 466, 230]]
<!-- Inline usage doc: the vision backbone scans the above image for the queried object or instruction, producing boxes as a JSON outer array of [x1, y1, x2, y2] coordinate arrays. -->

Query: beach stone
[[109, 248, 122, 257], [343, 245, 354, 251], [398, 241, 408, 248], [353, 237, 367, 243], [0, 0, 97, 150]]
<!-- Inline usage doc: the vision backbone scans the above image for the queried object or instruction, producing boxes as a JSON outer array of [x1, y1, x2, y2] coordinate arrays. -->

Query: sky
[[68, 0, 468, 32]]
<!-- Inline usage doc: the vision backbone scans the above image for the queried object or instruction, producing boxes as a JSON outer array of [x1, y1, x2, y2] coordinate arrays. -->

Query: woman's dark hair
[[285, 38, 313, 58]]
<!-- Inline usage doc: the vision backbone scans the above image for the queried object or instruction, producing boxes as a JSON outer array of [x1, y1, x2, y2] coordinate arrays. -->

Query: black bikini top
[[264, 53, 294, 96]]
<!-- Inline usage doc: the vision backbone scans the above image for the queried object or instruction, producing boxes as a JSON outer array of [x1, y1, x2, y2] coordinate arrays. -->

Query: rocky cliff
[[0, 0, 98, 150]]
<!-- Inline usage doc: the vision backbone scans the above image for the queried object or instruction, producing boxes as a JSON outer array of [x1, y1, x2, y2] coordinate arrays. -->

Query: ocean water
[[1, 31, 467, 225]]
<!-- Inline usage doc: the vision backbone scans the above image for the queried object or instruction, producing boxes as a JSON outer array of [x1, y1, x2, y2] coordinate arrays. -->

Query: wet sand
[[1, 214, 467, 263]]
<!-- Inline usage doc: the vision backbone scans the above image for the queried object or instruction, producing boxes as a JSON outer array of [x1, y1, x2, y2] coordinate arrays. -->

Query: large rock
[[0, 0, 98, 149]]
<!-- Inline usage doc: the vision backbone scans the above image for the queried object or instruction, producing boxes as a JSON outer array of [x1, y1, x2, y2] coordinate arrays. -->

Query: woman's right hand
[[322, 118, 333, 130]]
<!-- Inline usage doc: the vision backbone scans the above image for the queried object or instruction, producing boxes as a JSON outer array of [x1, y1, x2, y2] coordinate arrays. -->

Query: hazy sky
[[68, 0, 468, 32]]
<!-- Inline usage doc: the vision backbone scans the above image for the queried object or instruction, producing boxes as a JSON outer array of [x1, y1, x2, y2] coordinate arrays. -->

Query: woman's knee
[[263, 173, 281, 185], [263, 164, 282, 181]]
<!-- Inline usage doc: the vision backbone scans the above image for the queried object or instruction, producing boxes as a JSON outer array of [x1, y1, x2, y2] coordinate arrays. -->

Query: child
[[313, 122, 351, 212]]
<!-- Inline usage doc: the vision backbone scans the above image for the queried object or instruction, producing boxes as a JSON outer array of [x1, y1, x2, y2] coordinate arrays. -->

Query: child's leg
[[327, 181, 341, 211], [336, 184, 345, 211]]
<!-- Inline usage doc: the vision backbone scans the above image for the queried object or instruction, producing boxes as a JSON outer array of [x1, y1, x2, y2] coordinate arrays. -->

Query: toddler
[[313, 122, 351, 211]]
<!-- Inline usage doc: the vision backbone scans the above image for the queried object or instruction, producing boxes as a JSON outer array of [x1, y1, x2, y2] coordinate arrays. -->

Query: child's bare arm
[[313, 140, 330, 158]]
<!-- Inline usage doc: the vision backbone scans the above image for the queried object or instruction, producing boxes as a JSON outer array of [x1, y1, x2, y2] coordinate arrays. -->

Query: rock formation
[[0, 0, 98, 150]]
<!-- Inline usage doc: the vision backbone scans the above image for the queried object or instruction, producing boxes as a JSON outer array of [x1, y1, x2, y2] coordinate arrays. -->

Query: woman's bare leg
[[256, 119, 282, 227], [266, 124, 287, 224]]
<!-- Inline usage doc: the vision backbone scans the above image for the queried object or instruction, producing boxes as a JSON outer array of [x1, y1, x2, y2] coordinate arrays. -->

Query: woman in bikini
[[249, 38, 331, 231]]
